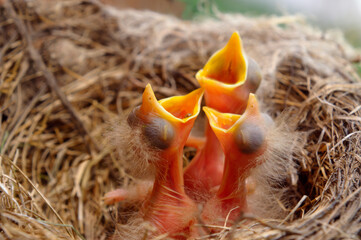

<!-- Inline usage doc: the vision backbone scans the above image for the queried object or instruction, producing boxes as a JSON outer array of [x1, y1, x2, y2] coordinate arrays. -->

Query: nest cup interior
[[1, 1, 361, 240]]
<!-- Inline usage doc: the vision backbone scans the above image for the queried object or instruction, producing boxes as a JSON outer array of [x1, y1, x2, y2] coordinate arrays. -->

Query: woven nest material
[[1, 0, 361, 239]]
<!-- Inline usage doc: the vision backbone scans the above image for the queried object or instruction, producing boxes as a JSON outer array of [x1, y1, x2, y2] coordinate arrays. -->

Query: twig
[[1, 85, 46, 155], [233, 213, 304, 236], [280, 195, 308, 224], [4, 0, 99, 151], [195, 203, 213, 237], [35, 219, 86, 240], [2, 155, 76, 239], [224, 206, 240, 228]]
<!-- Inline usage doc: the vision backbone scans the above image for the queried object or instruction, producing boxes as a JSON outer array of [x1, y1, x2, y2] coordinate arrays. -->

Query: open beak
[[203, 94, 267, 218], [136, 84, 204, 235], [203, 93, 266, 165], [136, 84, 204, 149], [196, 32, 249, 113], [183, 32, 263, 200], [196, 32, 262, 114], [198, 32, 246, 85], [139, 84, 203, 124], [203, 106, 242, 151]]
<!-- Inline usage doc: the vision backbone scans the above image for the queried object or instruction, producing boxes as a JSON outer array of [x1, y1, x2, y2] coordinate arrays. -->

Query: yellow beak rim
[[141, 84, 204, 124], [203, 94, 260, 134], [196, 31, 248, 90]]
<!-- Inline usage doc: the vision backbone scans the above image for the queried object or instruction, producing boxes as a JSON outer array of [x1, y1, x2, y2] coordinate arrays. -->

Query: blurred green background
[[180, 0, 361, 48], [103, 0, 360, 74], [103, 0, 361, 48], [179, 0, 361, 76]]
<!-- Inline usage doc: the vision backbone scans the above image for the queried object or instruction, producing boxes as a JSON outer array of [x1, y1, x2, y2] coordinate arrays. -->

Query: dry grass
[[1, 0, 361, 239]]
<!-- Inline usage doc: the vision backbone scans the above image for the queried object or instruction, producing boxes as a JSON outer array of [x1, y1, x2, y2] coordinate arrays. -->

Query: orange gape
[[196, 32, 249, 113], [129, 84, 203, 237], [184, 32, 262, 198], [202, 94, 267, 224], [104, 32, 267, 238]]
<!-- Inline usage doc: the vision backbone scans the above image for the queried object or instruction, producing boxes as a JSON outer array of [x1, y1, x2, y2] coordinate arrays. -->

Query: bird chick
[[184, 32, 263, 199], [195, 32, 262, 114], [109, 84, 204, 239], [201, 94, 268, 225]]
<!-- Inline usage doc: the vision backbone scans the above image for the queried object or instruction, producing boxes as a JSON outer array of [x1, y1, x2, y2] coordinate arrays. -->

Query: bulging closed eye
[[142, 117, 175, 150], [127, 106, 141, 128], [234, 122, 264, 154], [126, 106, 175, 149]]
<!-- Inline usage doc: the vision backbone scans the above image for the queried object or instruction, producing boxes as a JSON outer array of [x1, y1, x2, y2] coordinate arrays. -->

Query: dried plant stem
[[4, 0, 99, 151], [0, 1, 361, 239], [2, 155, 76, 239]]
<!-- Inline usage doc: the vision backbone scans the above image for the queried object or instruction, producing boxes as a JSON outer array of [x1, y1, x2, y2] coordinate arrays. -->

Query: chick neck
[[184, 123, 224, 199]]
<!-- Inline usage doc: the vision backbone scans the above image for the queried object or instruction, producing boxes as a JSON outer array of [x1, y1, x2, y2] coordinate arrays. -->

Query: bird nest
[[1, 0, 361, 239]]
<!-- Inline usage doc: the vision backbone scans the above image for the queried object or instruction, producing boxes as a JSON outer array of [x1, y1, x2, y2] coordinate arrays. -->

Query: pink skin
[[184, 124, 224, 200], [106, 85, 203, 238], [105, 32, 260, 204], [202, 95, 267, 225], [183, 86, 251, 199], [138, 86, 204, 237], [184, 32, 255, 198], [105, 33, 264, 235], [142, 146, 197, 237]]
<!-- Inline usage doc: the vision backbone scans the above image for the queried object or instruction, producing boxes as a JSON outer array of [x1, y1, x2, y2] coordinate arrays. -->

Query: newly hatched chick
[[184, 32, 262, 199], [106, 32, 263, 203], [195, 32, 261, 113], [201, 94, 269, 225], [109, 84, 204, 239]]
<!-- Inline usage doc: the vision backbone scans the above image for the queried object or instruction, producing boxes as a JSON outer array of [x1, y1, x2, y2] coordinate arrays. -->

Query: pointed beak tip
[[247, 93, 259, 107], [226, 31, 242, 50], [188, 88, 204, 117], [142, 84, 158, 107], [194, 87, 205, 98], [144, 83, 153, 92], [187, 87, 204, 108], [231, 31, 240, 39], [203, 107, 221, 127], [249, 93, 256, 100], [143, 83, 154, 95], [202, 106, 211, 116], [202, 106, 213, 115]]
